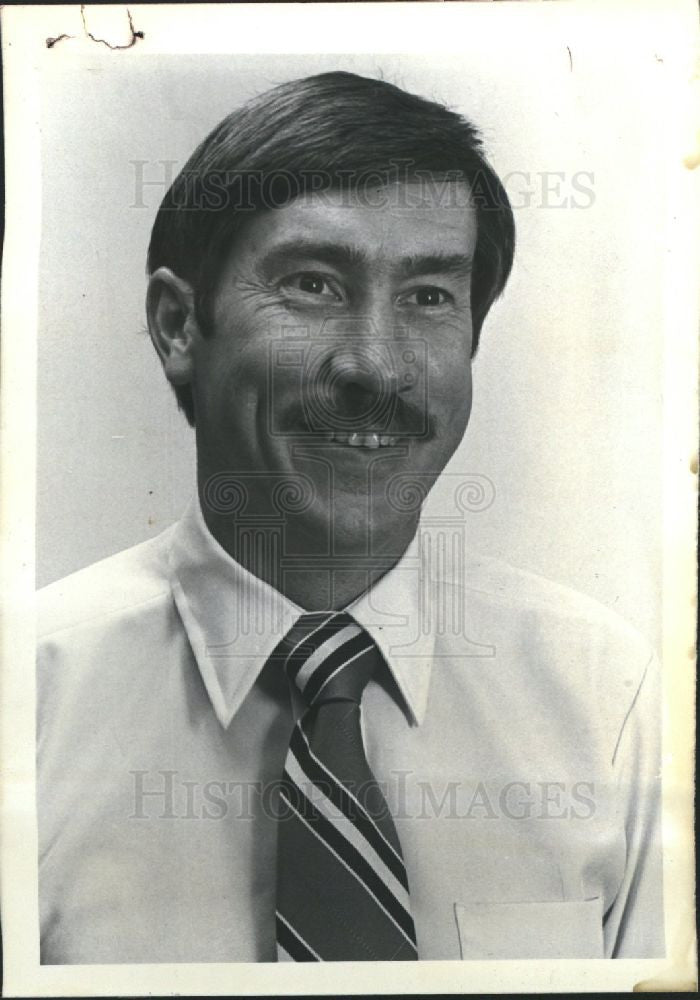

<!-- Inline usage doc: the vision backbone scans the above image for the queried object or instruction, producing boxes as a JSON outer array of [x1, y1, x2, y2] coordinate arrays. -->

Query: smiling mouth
[[325, 431, 402, 449]]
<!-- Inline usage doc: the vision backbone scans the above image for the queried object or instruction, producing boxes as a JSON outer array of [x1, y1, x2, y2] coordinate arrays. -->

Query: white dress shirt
[[37, 497, 664, 963]]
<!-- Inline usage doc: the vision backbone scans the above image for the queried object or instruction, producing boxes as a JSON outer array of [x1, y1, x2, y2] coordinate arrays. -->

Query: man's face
[[191, 181, 477, 557]]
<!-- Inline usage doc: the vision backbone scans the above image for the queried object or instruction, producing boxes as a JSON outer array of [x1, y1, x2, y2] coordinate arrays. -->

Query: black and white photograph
[[1, 2, 697, 995]]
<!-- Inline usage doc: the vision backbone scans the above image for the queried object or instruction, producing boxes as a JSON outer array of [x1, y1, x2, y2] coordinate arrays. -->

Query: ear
[[146, 267, 199, 386]]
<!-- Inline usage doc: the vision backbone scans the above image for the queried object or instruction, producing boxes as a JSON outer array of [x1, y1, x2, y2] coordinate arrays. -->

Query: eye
[[400, 286, 452, 308], [297, 274, 327, 295], [281, 272, 341, 302]]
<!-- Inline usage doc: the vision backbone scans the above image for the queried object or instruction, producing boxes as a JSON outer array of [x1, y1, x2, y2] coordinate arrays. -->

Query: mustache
[[282, 386, 437, 441]]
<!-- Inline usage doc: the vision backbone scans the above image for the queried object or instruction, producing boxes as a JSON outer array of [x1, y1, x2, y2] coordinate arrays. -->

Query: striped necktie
[[273, 610, 418, 962]]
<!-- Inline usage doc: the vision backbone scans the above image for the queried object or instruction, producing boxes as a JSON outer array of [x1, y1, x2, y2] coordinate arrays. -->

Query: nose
[[307, 318, 400, 432]]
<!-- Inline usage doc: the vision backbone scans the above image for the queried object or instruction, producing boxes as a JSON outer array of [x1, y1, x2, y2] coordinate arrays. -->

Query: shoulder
[[460, 552, 656, 677], [453, 555, 658, 753], [37, 526, 176, 641], [466, 554, 644, 630]]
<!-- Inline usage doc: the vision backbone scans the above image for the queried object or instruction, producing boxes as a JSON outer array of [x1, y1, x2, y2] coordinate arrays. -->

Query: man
[[37, 71, 663, 963]]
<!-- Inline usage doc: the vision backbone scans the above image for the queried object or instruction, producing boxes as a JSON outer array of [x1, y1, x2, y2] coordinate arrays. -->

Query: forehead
[[238, 181, 478, 266]]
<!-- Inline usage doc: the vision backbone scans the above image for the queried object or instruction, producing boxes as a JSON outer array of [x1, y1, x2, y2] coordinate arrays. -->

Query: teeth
[[327, 431, 399, 448]]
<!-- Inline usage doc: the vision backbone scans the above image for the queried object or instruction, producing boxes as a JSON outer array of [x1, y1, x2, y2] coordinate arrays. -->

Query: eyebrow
[[256, 240, 473, 281], [398, 253, 473, 280]]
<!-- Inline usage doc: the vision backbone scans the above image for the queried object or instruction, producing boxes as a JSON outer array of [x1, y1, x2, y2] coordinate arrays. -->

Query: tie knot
[[279, 611, 381, 707]]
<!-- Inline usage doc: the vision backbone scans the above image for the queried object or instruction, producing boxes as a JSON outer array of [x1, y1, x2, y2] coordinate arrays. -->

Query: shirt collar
[[168, 497, 434, 729]]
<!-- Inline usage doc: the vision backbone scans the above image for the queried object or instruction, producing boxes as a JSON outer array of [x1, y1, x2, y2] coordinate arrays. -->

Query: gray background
[[37, 50, 664, 649]]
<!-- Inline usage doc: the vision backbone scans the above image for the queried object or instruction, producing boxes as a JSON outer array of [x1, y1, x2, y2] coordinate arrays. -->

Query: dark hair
[[147, 71, 515, 425]]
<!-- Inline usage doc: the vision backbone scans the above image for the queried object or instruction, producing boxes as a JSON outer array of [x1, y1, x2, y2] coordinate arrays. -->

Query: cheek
[[449, 369, 473, 428], [197, 318, 271, 403], [426, 329, 472, 412]]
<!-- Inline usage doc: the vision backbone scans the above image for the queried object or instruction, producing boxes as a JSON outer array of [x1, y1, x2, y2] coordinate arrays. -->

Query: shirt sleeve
[[603, 649, 665, 958]]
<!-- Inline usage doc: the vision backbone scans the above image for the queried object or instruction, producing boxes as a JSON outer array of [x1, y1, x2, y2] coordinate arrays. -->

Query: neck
[[197, 477, 418, 612]]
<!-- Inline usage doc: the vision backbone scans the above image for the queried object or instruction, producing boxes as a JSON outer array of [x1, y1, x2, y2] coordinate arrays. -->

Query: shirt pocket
[[454, 897, 604, 960]]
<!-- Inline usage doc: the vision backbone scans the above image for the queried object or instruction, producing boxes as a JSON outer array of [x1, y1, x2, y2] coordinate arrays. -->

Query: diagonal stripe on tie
[[293, 623, 363, 692], [284, 750, 411, 913], [302, 636, 376, 706], [276, 911, 321, 962], [288, 724, 409, 889], [278, 806, 412, 960], [279, 781, 418, 953], [283, 612, 357, 682]]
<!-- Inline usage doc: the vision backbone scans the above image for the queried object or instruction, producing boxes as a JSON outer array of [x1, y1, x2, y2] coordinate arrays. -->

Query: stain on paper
[[46, 5, 143, 50]]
